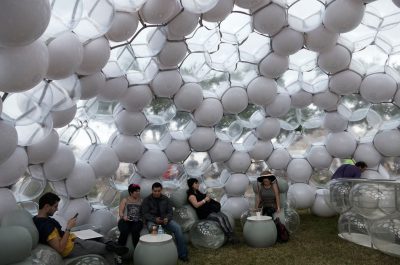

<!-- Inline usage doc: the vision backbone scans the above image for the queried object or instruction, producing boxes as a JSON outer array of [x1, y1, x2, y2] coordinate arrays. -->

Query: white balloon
[[51, 104, 77, 128], [394, 0, 400, 7], [374, 129, 400, 157], [323, 112, 348, 132], [189, 127, 216, 152], [46, 32, 83, 80], [259, 53, 288, 79], [305, 25, 338, 52], [43, 143, 76, 181], [311, 189, 336, 217], [106, 11, 139, 42], [167, 10, 199, 40], [58, 198, 92, 226], [313, 91, 339, 111], [353, 143, 382, 168], [139, 0, 180, 24], [27, 129, 59, 164], [287, 183, 316, 209], [287, 159, 313, 183], [323, 0, 365, 33], [0, 148, 28, 187], [224, 173, 249, 196], [0, 40, 49, 93], [267, 149, 290, 170], [109, 134, 145, 163], [221, 87, 248, 114], [318, 45, 351, 74], [158, 41, 187, 69], [79, 72, 106, 100], [165, 140, 191, 162], [87, 210, 118, 235], [151, 70, 183, 98], [329, 70, 362, 95], [249, 140, 274, 161], [221, 196, 249, 219], [253, 4, 286, 36], [208, 140, 234, 162], [272, 28, 304, 56], [0, 0, 50, 47], [0, 188, 17, 221], [82, 144, 120, 178], [307, 145, 333, 169], [227, 151, 251, 173], [265, 93, 291, 118], [256, 117, 281, 140], [326, 132, 357, 158], [360, 73, 397, 103], [235, 0, 270, 10], [202, 0, 234, 22], [194, 98, 223, 127], [247, 77, 277, 106], [290, 89, 312, 108], [65, 160, 96, 198], [0, 120, 18, 164], [77, 37, 110, 76], [120, 85, 153, 112], [97, 77, 128, 102], [174, 83, 203, 112], [136, 150, 169, 179], [114, 109, 147, 135]]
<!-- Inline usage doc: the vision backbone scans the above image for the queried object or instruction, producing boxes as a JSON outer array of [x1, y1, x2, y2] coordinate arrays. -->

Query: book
[[72, 229, 103, 240]]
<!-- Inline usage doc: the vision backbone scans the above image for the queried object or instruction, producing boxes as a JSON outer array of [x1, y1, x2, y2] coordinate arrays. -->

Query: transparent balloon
[[11, 165, 46, 202], [173, 205, 198, 232], [215, 115, 242, 142], [338, 210, 371, 248], [87, 177, 119, 210], [237, 104, 265, 129], [370, 215, 400, 257], [160, 163, 187, 189], [190, 220, 225, 249], [140, 124, 171, 150], [168, 111, 196, 140], [203, 163, 230, 188], [143, 98, 176, 125], [184, 152, 211, 177]]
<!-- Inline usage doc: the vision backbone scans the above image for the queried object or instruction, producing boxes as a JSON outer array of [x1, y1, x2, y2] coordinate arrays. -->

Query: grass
[[127, 211, 399, 265]]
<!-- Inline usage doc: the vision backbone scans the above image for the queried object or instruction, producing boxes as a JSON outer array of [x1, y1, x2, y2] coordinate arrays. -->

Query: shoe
[[179, 256, 189, 263], [106, 242, 129, 256], [115, 256, 123, 265]]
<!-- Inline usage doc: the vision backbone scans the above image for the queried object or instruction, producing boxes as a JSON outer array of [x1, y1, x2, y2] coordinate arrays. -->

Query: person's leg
[[164, 220, 188, 260], [117, 219, 131, 246], [207, 213, 230, 235], [67, 238, 115, 265], [131, 221, 143, 247], [218, 212, 234, 234], [262, 207, 276, 218]]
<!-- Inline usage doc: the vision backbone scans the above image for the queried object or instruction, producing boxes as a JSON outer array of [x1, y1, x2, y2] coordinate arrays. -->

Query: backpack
[[274, 217, 289, 243]]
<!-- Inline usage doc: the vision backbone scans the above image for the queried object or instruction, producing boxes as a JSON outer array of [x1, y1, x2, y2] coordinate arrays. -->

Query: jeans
[[262, 207, 276, 218], [117, 219, 143, 247], [66, 238, 114, 265], [147, 220, 188, 259]]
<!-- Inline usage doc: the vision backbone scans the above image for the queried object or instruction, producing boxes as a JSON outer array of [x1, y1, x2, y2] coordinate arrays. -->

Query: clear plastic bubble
[[237, 104, 265, 129], [143, 98, 176, 125], [184, 152, 211, 177], [338, 210, 371, 248], [160, 163, 187, 189], [130, 27, 167, 57], [11, 165, 46, 202], [190, 220, 225, 249], [168, 111, 196, 140], [370, 215, 400, 257], [284, 207, 301, 234], [140, 124, 171, 150], [288, 0, 324, 32], [114, 0, 148, 12], [232, 128, 257, 152], [215, 115, 242, 142], [110, 163, 136, 191], [203, 163, 230, 188], [173, 205, 198, 232], [87, 177, 119, 210], [328, 180, 352, 213], [186, 26, 220, 53]]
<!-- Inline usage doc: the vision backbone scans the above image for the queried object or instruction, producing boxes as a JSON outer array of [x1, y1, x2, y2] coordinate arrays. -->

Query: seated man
[[331, 161, 368, 180], [33, 192, 128, 265], [141, 182, 189, 262]]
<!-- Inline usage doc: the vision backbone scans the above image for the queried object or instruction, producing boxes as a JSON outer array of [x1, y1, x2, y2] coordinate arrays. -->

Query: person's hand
[[163, 218, 168, 225], [276, 208, 281, 214], [123, 216, 129, 221], [204, 196, 211, 202], [66, 217, 77, 230], [156, 217, 163, 224]]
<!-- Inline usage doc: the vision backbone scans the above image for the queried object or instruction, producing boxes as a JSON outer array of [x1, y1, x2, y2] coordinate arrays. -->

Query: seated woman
[[256, 171, 281, 217], [118, 184, 143, 248], [187, 178, 236, 243]]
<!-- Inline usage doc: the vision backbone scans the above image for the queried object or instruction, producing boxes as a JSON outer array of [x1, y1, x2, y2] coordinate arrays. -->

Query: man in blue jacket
[[331, 161, 368, 179]]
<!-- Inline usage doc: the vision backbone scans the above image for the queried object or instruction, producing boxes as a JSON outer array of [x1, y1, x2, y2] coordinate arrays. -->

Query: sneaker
[[105, 242, 129, 256], [179, 256, 189, 263], [115, 256, 123, 265]]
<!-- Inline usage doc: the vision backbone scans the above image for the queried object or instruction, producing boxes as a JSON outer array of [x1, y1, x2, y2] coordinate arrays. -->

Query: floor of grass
[[126, 211, 399, 265]]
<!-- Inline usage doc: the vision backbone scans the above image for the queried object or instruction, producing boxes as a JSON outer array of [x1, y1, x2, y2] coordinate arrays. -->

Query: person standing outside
[[141, 182, 189, 262], [331, 161, 368, 180]]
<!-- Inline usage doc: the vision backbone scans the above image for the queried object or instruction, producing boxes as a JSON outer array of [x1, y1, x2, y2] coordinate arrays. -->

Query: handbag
[[274, 217, 289, 243]]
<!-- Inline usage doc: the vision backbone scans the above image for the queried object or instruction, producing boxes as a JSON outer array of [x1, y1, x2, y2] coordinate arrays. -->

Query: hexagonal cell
[[378, 157, 400, 178], [215, 115, 243, 142], [310, 168, 332, 187], [246, 160, 270, 182], [140, 124, 171, 150], [278, 108, 299, 131], [298, 103, 325, 127], [87, 178, 119, 210], [184, 151, 212, 177], [186, 26, 220, 52], [11, 165, 46, 202], [337, 94, 372, 120], [370, 103, 400, 130], [220, 12, 252, 44], [110, 162, 137, 191], [161, 163, 187, 189], [288, 0, 325, 32], [199, 69, 230, 99], [229, 62, 259, 87], [364, 0, 400, 30], [301, 68, 329, 93], [346, 108, 380, 142], [130, 27, 166, 57], [205, 42, 239, 71], [180, 53, 212, 82], [143, 98, 176, 125], [339, 24, 377, 52], [127, 57, 159, 85], [232, 128, 258, 152], [203, 162, 230, 188], [286, 127, 327, 157], [239, 32, 270, 63], [277, 70, 301, 93], [271, 127, 296, 149], [236, 104, 266, 128], [352, 45, 388, 74], [87, 118, 118, 144], [168, 111, 197, 140], [289, 48, 318, 72]]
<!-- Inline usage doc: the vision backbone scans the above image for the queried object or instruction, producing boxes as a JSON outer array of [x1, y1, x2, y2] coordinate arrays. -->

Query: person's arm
[[272, 183, 281, 212], [188, 194, 207, 208], [47, 217, 76, 254], [141, 198, 157, 223], [256, 184, 262, 208], [119, 198, 127, 221]]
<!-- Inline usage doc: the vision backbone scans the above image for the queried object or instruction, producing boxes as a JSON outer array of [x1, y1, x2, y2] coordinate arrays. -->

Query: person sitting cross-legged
[[33, 192, 128, 265]]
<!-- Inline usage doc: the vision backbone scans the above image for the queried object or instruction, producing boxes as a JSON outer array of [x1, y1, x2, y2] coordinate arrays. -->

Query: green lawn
[[128, 212, 399, 265]]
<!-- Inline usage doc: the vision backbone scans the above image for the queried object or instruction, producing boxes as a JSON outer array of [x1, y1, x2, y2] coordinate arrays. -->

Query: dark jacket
[[331, 164, 361, 179], [141, 194, 173, 223]]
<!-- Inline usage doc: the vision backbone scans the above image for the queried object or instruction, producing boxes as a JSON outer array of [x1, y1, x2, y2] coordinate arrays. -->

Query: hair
[[152, 182, 162, 190], [187, 178, 199, 195], [355, 161, 368, 168], [128, 184, 140, 195], [39, 192, 60, 209]]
